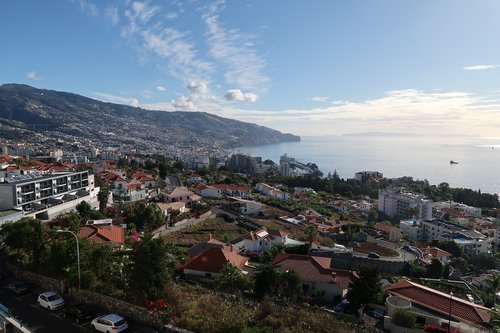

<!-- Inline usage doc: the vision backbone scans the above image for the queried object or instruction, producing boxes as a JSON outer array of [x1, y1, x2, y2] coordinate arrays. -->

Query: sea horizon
[[238, 135, 500, 195]]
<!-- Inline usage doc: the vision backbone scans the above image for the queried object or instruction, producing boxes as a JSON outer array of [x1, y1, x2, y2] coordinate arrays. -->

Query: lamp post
[[448, 291, 453, 333], [56, 230, 81, 302]]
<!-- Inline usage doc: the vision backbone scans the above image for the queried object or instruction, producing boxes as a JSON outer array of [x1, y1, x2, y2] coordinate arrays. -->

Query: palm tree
[[485, 273, 500, 307], [305, 224, 318, 246]]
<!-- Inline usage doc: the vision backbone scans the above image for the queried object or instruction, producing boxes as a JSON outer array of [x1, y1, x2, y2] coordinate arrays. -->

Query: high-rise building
[[280, 162, 290, 177], [378, 187, 432, 221]]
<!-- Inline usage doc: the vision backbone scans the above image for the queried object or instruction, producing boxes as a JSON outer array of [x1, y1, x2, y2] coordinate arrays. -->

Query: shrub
[[392, 309, 416, 328]]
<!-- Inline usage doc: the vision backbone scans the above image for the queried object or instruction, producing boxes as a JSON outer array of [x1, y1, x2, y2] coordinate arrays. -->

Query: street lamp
[[56, 229, 81, 302], [448, 291, 453, 333]]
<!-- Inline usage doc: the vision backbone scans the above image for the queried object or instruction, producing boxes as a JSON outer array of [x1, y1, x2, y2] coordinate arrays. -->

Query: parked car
[[333, 299, 350, 313], [37, 291, 65, 311], [91, 314, 128, 333], [63, 303, 94, 323], [367, 252, 380, 259], [3, 281, 30, 295]]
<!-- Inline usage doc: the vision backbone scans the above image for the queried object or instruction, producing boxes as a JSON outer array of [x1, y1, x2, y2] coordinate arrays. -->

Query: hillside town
[[0, 151, 498, 333]]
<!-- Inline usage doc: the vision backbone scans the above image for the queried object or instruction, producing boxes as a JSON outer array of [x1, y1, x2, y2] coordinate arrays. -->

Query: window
[[205, 273, 212, 278]]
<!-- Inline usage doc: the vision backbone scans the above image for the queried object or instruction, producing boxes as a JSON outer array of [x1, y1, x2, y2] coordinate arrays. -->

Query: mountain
[[0, 84, 299, 153]]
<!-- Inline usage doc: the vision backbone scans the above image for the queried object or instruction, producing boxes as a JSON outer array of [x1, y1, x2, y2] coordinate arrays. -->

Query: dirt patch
[[352, 241, 399, 257], [162, 217, 248, 251]]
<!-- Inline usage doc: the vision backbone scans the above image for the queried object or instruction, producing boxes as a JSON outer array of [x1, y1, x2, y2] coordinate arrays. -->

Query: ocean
[[237, 136, 500, 195]]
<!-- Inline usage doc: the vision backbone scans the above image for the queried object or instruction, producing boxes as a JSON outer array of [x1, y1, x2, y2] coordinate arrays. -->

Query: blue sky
[[1, 0, 500, 137]]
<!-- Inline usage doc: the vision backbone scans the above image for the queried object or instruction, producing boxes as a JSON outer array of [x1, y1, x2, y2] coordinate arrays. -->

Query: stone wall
[[4, 262, 193, 333]]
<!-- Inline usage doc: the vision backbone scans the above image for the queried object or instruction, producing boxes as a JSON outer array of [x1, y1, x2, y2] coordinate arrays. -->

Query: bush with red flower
[[145, 298, 177, 324]]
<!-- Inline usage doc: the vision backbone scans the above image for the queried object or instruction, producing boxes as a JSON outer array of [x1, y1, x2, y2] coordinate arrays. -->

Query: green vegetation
[[346, 267, 382, 310], [391, 309, 416, 328]]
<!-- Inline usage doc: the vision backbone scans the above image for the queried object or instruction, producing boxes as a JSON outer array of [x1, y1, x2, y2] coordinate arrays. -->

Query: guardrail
[[0, 304, 35, 333]]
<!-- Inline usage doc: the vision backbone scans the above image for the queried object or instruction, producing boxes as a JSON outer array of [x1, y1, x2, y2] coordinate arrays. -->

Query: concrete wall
[[316, 252, 408, 275]]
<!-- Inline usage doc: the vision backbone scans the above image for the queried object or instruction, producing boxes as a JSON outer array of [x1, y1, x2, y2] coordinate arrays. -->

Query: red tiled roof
[[183, 247, 249, 273], [187, 237, 228, 258], [212, 184, 250, 192], [125, 181, 143, 190], [272, 253, 334, 284], [421, 247, 453, 258], [78, 225, 125, 245], [386, 280, 492, 325], [374, 222, 399, 233]]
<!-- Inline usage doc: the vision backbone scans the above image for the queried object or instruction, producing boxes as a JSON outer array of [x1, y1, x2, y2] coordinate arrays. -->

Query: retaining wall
[[4, 262, 192, 333]]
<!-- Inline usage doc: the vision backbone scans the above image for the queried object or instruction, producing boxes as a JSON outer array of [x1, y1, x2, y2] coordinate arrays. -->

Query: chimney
[[208, 233, 212, 241], [331, 271, 337, 282], [230, 244, 233, 252]]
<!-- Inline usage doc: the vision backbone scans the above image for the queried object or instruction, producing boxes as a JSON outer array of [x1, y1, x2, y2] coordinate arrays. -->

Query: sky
[[1, 0, 500, 138]]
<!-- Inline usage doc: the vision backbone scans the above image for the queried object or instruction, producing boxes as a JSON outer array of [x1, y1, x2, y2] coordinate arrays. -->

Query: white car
[[37, 291, 65, 311], [91, 314, 128, 333]]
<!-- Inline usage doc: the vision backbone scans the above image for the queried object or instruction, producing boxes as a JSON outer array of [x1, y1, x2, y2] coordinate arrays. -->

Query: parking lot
[[0, 279, 155, 333]]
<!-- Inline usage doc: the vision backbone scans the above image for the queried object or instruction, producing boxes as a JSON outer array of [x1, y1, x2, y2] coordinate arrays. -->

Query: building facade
[[0, 170, 97, 220], [378, 187, 433, 221]]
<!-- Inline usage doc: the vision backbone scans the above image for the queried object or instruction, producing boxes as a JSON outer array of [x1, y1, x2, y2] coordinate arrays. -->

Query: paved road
[[0, 286, 91, 333]]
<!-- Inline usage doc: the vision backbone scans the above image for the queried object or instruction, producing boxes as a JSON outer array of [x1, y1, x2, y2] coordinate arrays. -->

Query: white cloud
[[26, 71, 42, 81], [141, 28, 213, 81], [203, 1, 269, 92], [75, 0, 98, 16], [311, 96, 328, 102], [156, 85, 167, 91], [165, 12, 178, 20], [463, 65, 497, 71], [171, 95, 195, 111], [105, 6, 119, 26], [224, 89, 258, 102], [132, 1, 161, 23], [225, 89, 500, 137], [93, 92, 141, 107], [187, 81, 209, 95]]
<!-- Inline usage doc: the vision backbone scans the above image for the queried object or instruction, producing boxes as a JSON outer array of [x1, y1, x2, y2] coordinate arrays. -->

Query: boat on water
[[450, 160, 459, 164]]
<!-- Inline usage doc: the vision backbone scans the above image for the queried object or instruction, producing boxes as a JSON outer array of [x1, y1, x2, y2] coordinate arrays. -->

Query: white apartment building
[[378, 187, 433, 221], [399, 219, 425, 241], [0, 170, 98, 221], [280, 162, 290, 177], [400, 219, 492, 255], [434, 201, 482, 217], [255, 183, 289, 200]]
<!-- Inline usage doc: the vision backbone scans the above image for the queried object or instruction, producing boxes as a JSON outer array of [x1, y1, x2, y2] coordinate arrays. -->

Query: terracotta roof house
[[163, 187, 201, 204], [420, 246, 453, 264], [374, 222, 402, 242], [78, 224, 125, 247], [386, 280, 493, 331], [187, 234, 232, 258], [233, 227, 288, 255], [272, 253, 354, 301], [183, 247, 250, 279]]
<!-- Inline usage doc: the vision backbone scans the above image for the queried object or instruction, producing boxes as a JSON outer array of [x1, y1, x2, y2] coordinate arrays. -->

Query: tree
[[97, 186, 110, 212], [470, 253, 496, 271], [55, 211, 81, 233], [128, 233, 175, 300], [2, 217, 46, 268], [125, 203, 165, 230], [254, 263, 279, 298], [76, 200, 92, 218], [158, 163, 167, 180], [392, 309, 416, 328], [485, 274, 500, 306], [426, 258, 443, 278], [304, 224, 318, 246], [346, 267, 381, 310], [218, 263, 252, 293]]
